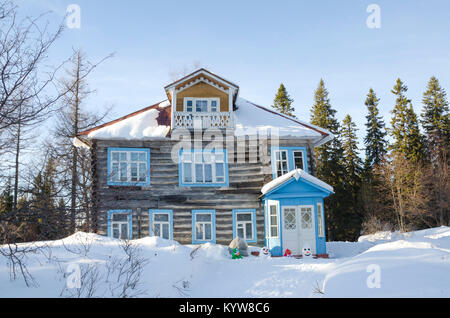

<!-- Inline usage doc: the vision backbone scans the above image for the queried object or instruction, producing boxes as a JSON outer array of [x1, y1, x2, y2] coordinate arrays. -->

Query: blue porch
[[261, 169, 333, 257]]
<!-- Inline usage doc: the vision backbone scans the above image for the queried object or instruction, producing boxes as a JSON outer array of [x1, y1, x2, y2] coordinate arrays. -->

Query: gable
[[264, 178, 332, 199], [175, 82, 229, 112]]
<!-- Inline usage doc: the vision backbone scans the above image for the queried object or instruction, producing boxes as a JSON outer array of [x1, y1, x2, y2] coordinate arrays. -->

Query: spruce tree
[[310, 79, 350, 240], [341, 115, 363, 238], [421, 76, 449, 159], [272, 83, 296, 117], [363, 88, 387, 170], [389, 78, 425, 162]]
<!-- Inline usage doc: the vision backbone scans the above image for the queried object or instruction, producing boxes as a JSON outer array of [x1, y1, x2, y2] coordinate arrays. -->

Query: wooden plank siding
[[93, 136, 315, 246]]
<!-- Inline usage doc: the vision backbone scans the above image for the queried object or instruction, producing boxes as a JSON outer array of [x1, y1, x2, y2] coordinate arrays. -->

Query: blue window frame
[[107, 148, 150, 186], [232, 209, 257, 243], [107, 210, 133, 240], [191, 210, 216, 244], [179, 149, 229, 187], [271, 147, 308, 178], [149, 210, 173, 240]]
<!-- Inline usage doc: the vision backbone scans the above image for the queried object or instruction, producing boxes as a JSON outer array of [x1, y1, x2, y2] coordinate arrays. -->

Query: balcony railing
[[173, 112, 234, 129]]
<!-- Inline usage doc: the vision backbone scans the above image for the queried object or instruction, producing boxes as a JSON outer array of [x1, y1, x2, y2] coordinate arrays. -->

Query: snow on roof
[[234, 97, 332, 141], [86, 103, 170, 140], [261, 169, 334, 195]]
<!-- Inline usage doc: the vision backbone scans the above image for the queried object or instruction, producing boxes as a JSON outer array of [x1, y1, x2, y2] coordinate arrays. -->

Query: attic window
[[184, 98, 220, 113]]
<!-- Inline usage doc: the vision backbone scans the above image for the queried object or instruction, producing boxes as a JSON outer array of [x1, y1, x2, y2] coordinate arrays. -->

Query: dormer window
[[184, 98, 220, 113]]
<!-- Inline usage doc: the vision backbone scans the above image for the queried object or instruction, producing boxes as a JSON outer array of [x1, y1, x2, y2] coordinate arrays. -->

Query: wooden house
[[75, 69, 334, 257]]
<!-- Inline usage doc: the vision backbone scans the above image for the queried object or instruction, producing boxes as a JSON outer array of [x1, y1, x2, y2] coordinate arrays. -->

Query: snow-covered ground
[[0, 227, 448, 298]]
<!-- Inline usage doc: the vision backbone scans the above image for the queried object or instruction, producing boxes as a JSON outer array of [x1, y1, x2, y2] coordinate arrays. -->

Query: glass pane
[[162, 224, 169, 239], [131, 152, 139, 161], [197, 214, 211, 222], [293, 151, 304, 170], [195, 164, 203, 182], [120, 153, 127, 161], [131, 163, 138, 181], [139, 163, 146, 182], [112, 214, 128, 222], [112, 152, 120, 161], [270, 205, 277, 216], [196, 223, 203, 240], [195, 153, 203, 162], [182, 153, 192, 162], [284, 209, 296, 230], [154, 214, 169, 222], [153, 223, 161, 237], [138, 152, 146, 161], [271, 226, 278, 237], [183, 163, 192, 183], [281, 151, 287, 160], [245, 223, 253, 239], [204, 164, 212, 183], [112, 163, 119, 182], [216, 163, 224, 177], [120, 223, 128, 239], [237, 213, 251, 221], [120, 162, 127, 181], [215, 153, 224, 161], [113, 228, 120, 239], [237, 227, 244, 239], [205, 223, 211, 240]]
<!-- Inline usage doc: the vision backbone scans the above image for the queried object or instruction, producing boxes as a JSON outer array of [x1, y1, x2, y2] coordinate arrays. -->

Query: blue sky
[[17, 0, 450, 149]]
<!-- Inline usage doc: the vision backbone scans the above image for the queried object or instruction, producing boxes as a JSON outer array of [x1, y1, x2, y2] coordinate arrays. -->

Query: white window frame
[[180, 150, 227, 185], [111, 214, 130, 240], [274, 150, 289, 177], [268, 204, 279, 238], [194, 212, 213, 241], [292, 150, 305, 170], [317, 203, 324, 237], [110, 150, 148, 184], [183, 97, 220, 113], [235, 212, 254, 241], [152, 212, 171, 240]]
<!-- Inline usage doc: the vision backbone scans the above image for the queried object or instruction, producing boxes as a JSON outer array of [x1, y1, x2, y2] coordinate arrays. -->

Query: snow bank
[[323, 226, 450, 297], [0, 227, 448, 298]]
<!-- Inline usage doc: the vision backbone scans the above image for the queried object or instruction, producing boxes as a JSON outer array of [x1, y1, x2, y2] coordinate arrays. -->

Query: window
[[271, 147, 308, 178], [150, 210, 173, 240], [274, 150, 289, 178], [317, 203, 324, 237], [268, 205, 278, 237], [179, 149, 228, 186], [108, 210, 132, 240], [192, 210, 216, 243], [233, 209, 256, 242], [293, 151, 304, 170], [108, 148, 150, 186], [184, 98, 220, 113]]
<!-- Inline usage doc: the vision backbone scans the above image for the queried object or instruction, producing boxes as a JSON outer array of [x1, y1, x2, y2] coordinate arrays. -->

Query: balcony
[[173, 112, 234, 130]]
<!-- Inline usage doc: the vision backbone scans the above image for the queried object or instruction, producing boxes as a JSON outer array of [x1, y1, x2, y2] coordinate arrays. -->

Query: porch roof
[[261, 169, 334, 197]]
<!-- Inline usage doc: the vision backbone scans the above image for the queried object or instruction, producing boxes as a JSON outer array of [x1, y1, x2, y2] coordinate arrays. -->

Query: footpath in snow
[[0, 226, 448, 298]]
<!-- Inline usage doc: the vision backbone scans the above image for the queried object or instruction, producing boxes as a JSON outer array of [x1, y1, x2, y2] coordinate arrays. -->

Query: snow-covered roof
[[79, 101, 171, 140], [234, 97, 332, 143], [261, 169, 334, 195]]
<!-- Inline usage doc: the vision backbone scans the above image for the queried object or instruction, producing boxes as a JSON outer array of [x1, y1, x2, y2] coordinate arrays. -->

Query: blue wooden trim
[[107, 209, 133, 239], [107, 147, 151, 186], [178, 148, 229, 187], [270, 146, 309, 179], [262, 175, 333, 199], [149, 209, 173, 240], [232, 209, 257, 243], [191, 210, 216, 244]]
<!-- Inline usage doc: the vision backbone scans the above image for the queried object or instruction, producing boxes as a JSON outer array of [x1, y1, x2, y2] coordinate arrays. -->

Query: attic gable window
[[271, 147, 308, 179], [183, 98, 220, 113]]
